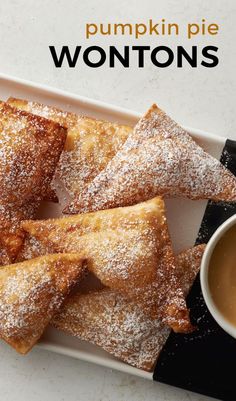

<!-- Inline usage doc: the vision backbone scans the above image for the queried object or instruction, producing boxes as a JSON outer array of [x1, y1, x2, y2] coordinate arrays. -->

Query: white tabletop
[[0, 1, 235, 400]]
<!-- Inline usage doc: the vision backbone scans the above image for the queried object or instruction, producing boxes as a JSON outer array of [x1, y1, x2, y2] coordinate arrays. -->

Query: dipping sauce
[[208, 224, 236, 326]]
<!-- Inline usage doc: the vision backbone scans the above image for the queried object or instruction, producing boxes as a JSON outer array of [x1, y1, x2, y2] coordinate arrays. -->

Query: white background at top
[[0, 0, 235, 400]]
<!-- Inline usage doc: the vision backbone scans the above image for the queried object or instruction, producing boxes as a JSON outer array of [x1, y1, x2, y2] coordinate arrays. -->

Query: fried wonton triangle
[[0, 103, 67, 264], [7, 97, 132, 201], [52, 244, 205, 371], [65, 104, 236, 214], [21, 197, 192, 333], [0, 253, 84, 354]]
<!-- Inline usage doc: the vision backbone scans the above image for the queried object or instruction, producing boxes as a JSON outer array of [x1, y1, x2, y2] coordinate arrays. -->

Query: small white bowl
[[200, 213, 236, 338]]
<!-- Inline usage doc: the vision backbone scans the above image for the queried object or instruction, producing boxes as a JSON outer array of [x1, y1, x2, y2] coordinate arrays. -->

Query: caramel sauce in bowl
[[200, 214, 236, 338]]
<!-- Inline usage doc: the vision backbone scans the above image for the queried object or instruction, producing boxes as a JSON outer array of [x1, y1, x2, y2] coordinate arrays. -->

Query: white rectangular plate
[[0, 73, 226, 379]]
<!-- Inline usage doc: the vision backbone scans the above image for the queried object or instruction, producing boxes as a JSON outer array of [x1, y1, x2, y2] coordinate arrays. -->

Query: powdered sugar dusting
[[52, 244, 205, 371], [0, 98, 210, 365], [0, 265, 54, 336], [0, 254, 84, 353], [68, 104, 236, 214], [7, 98, 132, 199], [52, 288, 170, 371], [21, 198, 192, 332], [0, 102, 66, 263]]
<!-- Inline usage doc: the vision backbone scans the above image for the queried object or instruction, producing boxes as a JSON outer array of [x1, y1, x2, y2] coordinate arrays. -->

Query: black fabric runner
[[153, 140, 236, 401]]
